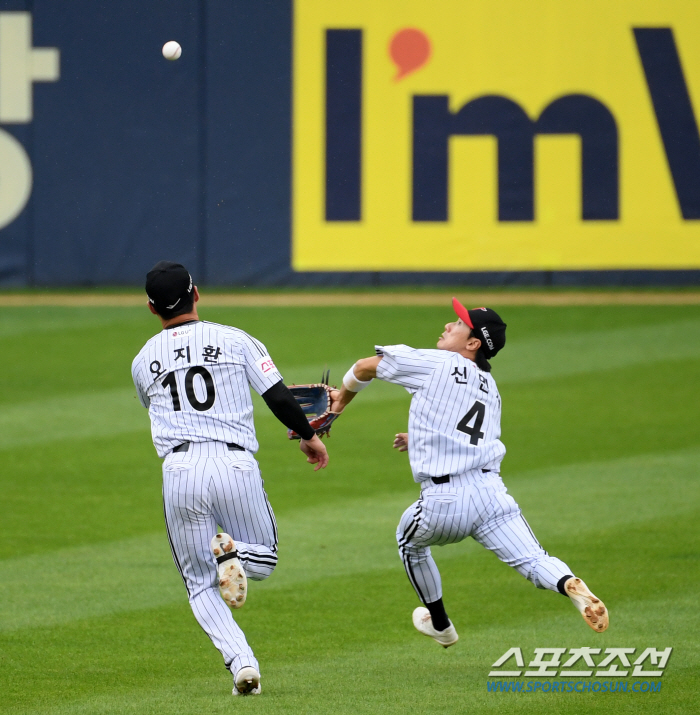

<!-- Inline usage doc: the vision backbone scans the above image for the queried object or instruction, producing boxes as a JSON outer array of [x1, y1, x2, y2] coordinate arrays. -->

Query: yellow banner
[[293, 0, 700, 271]]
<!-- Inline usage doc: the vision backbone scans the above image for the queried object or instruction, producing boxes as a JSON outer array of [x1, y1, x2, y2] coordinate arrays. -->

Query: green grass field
[[0, 301, 698, 714]]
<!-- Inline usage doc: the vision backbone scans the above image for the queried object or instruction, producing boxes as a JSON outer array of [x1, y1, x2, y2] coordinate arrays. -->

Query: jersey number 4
[[456, 400, 485, 445], [162, 367, 216, 412]]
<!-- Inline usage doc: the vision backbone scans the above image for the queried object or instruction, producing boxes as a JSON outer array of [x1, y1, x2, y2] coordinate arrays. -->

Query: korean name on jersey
[[376, 345, 506, 481], [132, 321, 282, 457]]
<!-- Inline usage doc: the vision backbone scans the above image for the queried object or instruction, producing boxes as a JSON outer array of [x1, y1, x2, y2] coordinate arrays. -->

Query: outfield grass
[[0, 302, 698, 714]]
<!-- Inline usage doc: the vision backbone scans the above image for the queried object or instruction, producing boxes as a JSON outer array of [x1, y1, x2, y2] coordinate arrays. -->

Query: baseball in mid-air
[[162, 41, 182, 60]]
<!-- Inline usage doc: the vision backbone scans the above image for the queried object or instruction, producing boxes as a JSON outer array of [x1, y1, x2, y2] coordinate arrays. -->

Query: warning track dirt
[[0, 291, 699, 308]]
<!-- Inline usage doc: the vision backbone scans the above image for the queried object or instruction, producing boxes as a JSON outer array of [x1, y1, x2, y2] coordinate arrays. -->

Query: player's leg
[[162, 452, 260, 678], [210, 451, 278, 581], [397, 496, 443, 606], [471, 475, 608, 631], [396, 486, 473, 646], [470, 475, 574, 590]]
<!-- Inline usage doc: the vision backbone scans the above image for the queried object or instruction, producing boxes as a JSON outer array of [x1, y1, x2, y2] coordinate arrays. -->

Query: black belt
[[172, 442, 244, 454], [432, 469, 491, 485]]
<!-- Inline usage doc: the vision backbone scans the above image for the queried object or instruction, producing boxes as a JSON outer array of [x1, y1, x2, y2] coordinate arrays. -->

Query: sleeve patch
[[255, 355, 278, 376]]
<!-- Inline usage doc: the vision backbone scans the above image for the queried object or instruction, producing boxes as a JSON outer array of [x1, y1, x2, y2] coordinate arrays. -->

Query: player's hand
[[300, 434, 329, 471], [329, 389, 343, 414], [393, 433, 409, 452]]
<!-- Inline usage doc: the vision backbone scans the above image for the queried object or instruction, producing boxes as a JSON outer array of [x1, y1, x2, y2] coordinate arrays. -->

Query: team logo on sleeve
[[255, 356, 278, 375]]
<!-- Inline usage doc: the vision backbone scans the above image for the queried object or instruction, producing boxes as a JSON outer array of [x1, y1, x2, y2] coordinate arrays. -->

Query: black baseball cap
[[452, 298, 507, 358], [145, 261, 194, 315]]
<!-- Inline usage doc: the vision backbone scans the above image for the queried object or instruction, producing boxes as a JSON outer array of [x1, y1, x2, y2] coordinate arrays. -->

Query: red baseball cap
[[452, 297, 507, 358]]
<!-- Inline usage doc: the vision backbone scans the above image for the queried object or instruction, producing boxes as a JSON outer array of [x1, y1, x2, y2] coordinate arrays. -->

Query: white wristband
[[343, 364, 373, 392]]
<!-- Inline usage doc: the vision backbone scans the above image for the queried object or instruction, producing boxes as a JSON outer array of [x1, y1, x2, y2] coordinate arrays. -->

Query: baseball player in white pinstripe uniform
[[332, 298, 608, 647], [132, 262, 329, 695]]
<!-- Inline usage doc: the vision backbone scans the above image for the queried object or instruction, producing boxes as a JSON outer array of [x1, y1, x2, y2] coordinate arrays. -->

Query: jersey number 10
[[457, 400, 486, 445], [162, 367, 216, 412]]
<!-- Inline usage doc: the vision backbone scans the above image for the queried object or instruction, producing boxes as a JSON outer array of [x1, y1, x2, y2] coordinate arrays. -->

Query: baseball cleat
[[565, 577, 609, 632], [412, 607, 459, 648], [233, 666, 261, 696], [211, 533, 247, 609]]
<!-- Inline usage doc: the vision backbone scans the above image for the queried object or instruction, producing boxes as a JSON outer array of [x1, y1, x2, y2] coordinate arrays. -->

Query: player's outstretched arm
[[331, 356, 381, 413], [262, 380, 329, 470]]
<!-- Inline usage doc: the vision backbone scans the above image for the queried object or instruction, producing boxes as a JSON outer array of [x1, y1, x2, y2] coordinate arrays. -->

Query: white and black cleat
[[211, 532, 247, 609], [412, 607, 459, 648], [233, 666, 261, 696], [565, 577, 609, 632]]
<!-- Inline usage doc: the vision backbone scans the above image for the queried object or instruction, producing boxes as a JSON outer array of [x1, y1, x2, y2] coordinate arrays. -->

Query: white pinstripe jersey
[[375, 344, 506, 482], [132, 320, 283, 457]]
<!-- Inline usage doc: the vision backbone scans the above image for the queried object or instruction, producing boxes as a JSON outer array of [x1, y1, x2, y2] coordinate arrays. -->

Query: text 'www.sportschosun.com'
[[487, 680, 662, 694]]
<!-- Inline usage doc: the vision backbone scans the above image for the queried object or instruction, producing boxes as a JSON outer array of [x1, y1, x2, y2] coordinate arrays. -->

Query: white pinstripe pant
[[162, 441, 278, 676], [397, 470, 571, 606]]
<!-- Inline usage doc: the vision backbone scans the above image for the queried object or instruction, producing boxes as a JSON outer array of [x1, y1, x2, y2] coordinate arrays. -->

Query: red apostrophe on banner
[[389, 28, 432, 81]]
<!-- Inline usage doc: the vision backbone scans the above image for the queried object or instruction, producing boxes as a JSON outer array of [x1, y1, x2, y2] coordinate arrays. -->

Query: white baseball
[[162, 41, 182, 61]]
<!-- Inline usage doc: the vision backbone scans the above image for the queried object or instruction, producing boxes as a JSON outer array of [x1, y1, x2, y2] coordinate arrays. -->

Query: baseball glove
[[287, 370, 339, 440]]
